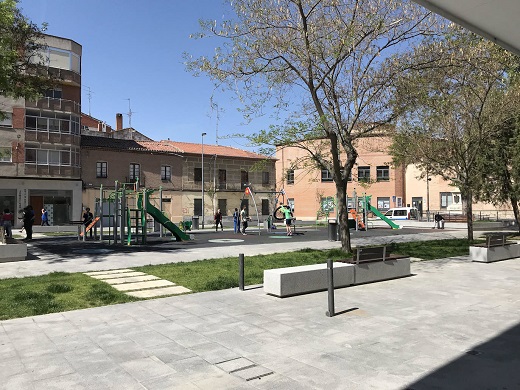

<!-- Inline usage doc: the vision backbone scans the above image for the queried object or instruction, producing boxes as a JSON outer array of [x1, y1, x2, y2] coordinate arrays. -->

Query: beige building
[[276, 135, 513, 220], [276, 136, 405, 220], [81, 135, 276, 225], [0, 35, 83, 226]]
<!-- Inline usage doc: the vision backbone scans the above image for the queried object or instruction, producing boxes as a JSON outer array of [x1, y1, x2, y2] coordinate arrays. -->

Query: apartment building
[[81, 135, 276, 225], [0, 35, 83, 227], [276, 136, 405, 219], [276, 135, 510, 220]]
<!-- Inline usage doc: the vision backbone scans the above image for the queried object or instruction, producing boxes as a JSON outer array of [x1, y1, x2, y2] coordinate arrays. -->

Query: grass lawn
[[0, 239, 475, 320]]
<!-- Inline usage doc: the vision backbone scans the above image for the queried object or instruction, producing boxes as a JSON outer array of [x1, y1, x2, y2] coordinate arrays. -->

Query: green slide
[[144, 198, 191, 241], [368, 204, 401, 229]]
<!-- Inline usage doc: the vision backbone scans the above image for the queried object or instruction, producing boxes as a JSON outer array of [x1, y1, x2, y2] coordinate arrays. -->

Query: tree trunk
[[336, 182, 351, 253], [464, 190, 474, 241], [509, 196, 520, 234]]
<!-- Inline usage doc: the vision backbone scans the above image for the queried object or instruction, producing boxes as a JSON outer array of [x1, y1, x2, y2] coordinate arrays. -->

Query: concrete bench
[[263, 246, 411, 297], [470, 233, 520, 263], [340, 246, 411, 285], [264, 262, 355, 297], [0, 238, 28, 262]]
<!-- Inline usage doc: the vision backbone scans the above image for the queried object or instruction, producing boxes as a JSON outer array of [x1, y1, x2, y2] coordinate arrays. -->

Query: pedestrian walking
[[214, 208, 223, 231], [83, 207, 94, 238], [240, 205, 248, 235], [1, 208, 13, 238], [233, 208, 240, 234], [41, 208, 50, 226]]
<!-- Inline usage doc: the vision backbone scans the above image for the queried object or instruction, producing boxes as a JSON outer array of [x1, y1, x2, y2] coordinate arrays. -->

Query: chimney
[[116, 113, 123, 131], [97, 123, 102, 132]]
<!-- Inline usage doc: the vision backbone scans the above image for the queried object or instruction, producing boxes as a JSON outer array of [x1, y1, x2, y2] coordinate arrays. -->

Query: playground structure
[[82, 181, 191, 244], [321, 194, 401, 231]]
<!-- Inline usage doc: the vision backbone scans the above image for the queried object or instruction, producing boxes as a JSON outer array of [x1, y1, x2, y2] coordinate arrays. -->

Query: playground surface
[[1, 228, 520, 389]]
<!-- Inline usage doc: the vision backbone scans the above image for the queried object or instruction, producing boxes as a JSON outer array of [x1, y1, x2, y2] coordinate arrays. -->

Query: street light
[[426, 170, 432, 222], [201, 132, 207, 229]]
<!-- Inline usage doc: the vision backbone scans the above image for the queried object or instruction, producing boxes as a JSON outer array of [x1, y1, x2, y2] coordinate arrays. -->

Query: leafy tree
[[390, 28, 519, 240], [186, 0, 443, 251], [0, 0, 53, 118]]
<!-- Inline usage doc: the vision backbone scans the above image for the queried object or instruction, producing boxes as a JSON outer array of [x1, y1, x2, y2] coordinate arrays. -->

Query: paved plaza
[[1, 229, 520, 389]]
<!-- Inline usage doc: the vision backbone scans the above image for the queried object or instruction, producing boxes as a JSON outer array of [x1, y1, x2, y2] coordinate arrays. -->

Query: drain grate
[[216, 357, 274, 381]]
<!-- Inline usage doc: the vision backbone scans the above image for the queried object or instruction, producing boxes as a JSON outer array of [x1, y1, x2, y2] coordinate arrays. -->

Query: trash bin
[[192, 216, 199, 230], [328, 219, 338, 241]]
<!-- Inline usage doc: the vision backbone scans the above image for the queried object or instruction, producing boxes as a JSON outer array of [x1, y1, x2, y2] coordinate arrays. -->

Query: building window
[[161, 165, 171, 181], [44, 88, 62, 99], [194, 199, 202, 216], [0, 113, 12, 127], [218, 169, 226, 189], [194, 167, 202, 182], [25, 147, 78, 166], [377, 197, 390, 210], [358, 166, 370, 182], [321, 169, 333, 182], [262, 199, 270, 215], [241, 170, 249, 188], [96, 162, 107, 178], [286, 169, 294, 185], [25, 110, 80, 135], [262, 171, 270, 186], [0, 147, 12, 162], [321, 196, 335, 212], [440, 192, 453, 209], [376, 166, 390, 181], [218, 199, 228, 215], [129, 163, 140, 182]]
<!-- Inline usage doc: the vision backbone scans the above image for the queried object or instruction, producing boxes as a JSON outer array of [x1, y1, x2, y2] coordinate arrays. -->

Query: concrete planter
[[470, 244, 520, 263], [0, 241, 28, 262]]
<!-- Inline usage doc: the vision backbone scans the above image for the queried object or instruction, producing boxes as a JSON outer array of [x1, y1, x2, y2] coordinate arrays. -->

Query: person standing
[[280, 205, 293, 236], [41, 208, 50, 226], [2, 208, 13, 238], [232, 208, 239, 234], [214, 208, 223, 231], [23, 205, 35, 240], [240, 205, 248, 235], [83, 207, 94, 238], [433, 212, 445, 229]]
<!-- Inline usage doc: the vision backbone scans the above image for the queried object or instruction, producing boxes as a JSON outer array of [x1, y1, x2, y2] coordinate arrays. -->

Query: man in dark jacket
[[23, 206, 35, 240]]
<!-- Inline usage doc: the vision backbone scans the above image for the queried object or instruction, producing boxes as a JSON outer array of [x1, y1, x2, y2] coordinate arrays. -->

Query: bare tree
[[390, 28, 519, 240], [186, 0, 443, 251]]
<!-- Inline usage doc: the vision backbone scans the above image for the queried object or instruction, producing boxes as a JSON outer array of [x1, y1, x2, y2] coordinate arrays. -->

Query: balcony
[[25, 97, 81, 115], [48, 68, 81, 87]]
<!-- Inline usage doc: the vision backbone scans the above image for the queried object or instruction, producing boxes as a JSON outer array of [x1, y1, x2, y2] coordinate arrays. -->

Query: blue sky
[[18, 0, 273, 150]]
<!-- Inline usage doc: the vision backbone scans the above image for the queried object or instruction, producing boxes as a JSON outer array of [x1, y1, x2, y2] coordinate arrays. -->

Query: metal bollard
[[326, 258, 335, 317], [239, 253, 245, 291]]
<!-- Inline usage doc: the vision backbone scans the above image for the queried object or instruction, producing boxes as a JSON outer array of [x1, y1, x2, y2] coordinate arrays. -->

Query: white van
[[383, 207, 418, 220]]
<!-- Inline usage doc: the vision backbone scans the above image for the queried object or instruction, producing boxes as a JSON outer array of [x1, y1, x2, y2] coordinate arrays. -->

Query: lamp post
[[426, 170, 431, 222], [201, 132, 207, 229]]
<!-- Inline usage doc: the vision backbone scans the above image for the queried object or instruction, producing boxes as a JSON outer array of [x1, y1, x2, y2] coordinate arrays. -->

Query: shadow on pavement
[[404, 322, 520, 389]]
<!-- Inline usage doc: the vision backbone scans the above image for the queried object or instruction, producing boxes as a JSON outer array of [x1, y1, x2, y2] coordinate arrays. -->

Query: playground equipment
[[241, 185, 261, 235], [89, 181, 191, 245], [361, 195, 401, 229]]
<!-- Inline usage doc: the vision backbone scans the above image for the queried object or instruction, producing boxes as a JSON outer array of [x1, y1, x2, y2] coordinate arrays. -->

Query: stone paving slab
[[102, 275, 160, 284], [88, 271, 147, 279], [232, 365, 274, 381], [84, 269, 135, 276], [111, 279, 175, 292], [216, 357, 255, 373], [125, 285, 191, 298]]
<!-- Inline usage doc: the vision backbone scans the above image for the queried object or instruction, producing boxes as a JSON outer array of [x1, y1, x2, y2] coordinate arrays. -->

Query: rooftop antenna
[[84, 86, 93, 116], [125, 98, 136, 128]]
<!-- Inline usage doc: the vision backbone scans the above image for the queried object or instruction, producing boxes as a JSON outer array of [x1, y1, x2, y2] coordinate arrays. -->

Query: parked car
[[383, 207, 419, 220]]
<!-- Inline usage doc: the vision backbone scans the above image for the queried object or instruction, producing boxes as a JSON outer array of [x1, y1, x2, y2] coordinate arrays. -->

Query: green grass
[[0, 272, 137, 320], [0, 239, 476, 320], [135, 248, 349, 292], [390, 239, 477, 260]]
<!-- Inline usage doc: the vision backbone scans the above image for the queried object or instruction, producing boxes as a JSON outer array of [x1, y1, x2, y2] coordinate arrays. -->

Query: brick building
[[81, 136, 276, 225], [0, 35, 83, 226]]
